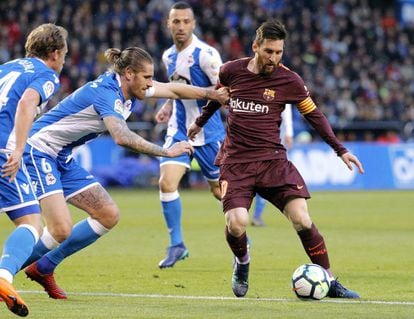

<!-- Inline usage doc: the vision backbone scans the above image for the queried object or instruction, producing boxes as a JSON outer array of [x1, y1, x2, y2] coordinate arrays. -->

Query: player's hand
[[208, 87, 229, 105], [341, 152, 364, 174], [1, 149, 23, 183], [187, 122, 201, 141], [155, 103, 172, 123], [166, 141, 194, 157]]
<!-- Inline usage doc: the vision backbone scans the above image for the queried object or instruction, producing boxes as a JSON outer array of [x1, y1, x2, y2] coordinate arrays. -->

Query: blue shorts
[[25, 146, 99, 200], [0, 152, 40, 220], [159, 136, 221, 181]]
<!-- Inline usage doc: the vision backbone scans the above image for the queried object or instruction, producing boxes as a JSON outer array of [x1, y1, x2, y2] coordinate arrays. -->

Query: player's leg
[[283, 197, 360, 298], [251, 194, 266, 226], [158, 162, 188, 268], [22, 146, 71, 270], [220, 162, 255, 298], [26, 184, 117, 299], [0, 155, 42, 316], [194, 140, 222, 201], [21, 193, 71, 269], [225, 207, 250, 297]]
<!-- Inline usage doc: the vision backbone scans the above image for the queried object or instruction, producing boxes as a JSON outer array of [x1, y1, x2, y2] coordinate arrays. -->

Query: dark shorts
[[219, 159, 310, 213]]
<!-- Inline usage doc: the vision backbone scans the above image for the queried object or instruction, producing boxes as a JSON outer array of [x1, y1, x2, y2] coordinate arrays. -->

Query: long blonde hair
[[104, 47, 153, 75]]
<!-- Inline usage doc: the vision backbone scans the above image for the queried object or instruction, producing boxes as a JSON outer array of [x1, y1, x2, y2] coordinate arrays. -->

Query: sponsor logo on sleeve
[[45, 173, 57, 186], [114, 99, 123, 115], [42, 81, 55, 99]]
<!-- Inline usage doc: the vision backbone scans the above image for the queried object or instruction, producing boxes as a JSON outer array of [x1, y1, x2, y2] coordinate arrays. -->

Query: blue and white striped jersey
[[28, 71, 138, 163], [162, 34, 225, 146], [0, 58, 60, 151]]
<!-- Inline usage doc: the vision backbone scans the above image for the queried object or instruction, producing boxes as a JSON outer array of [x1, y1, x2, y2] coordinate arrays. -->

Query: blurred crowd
[[1, 0, 413, 142]]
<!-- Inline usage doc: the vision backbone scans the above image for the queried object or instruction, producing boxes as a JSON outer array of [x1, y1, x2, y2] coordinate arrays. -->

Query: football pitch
[[1, 189, 413, 318]]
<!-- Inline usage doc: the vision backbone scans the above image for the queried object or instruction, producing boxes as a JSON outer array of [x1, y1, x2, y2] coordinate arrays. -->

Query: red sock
[[297, 223, 330, 270], [225, 226, 248, 261]]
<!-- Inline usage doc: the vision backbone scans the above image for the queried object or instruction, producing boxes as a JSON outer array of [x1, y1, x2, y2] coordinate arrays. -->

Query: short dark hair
[[171, 1, 192, 11], [255, 20, 287, 45]]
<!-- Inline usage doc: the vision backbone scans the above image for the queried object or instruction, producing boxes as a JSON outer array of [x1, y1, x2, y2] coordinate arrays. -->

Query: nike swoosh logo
[[297, 185, 304, 190], [308, 242, 324, 251]]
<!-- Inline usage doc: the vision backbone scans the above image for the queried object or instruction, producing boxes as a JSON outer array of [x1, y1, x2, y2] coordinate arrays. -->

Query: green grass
[[1, 189, 413, 318]]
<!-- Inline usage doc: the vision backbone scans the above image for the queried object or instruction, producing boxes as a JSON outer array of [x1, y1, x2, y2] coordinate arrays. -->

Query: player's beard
[[259, 63, 276, 75]]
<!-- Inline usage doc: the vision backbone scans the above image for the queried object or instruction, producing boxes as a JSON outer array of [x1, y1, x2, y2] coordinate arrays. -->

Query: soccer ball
[[291, 263, 331, 300]]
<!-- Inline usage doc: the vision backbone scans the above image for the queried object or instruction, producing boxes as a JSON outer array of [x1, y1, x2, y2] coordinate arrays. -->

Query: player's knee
[[159, 177, 178, 193], [93, 204, 120, 229], [291, 213, 312, 231], [226, 209, 248, 236], [49, 221, 73, 243]]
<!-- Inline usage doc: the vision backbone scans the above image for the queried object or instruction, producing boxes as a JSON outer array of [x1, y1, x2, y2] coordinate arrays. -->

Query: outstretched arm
[[104, 115, 193, 157], [151, 81, 229, 104]]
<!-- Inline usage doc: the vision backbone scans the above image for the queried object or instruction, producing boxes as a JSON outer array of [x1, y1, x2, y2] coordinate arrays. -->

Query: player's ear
[[124, 67, 134, 80], [252, 41, 258, 53]]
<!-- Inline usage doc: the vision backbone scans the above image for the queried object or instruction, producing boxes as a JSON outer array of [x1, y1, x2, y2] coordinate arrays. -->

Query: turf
[[1, 189, 413, 318]]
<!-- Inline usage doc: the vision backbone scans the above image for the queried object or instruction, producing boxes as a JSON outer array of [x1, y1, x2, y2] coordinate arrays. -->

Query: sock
[[160, 191, 183, 246], [225, 226, 249, 264], [253, 195, 266, 219], [0, 225, 38, 276], [297, 223, 330, 270], [21, 227, 59, 269], [37, 218, 108, 274]]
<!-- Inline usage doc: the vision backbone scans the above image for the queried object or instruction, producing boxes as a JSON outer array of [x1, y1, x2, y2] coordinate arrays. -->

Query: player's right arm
[[1, 88, 40, 182], [187, 99, 223, 140], [103, 115, 193, 157]]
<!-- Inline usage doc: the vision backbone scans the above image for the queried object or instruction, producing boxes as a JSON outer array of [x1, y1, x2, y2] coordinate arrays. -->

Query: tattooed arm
[[104, 116, 193, 157]]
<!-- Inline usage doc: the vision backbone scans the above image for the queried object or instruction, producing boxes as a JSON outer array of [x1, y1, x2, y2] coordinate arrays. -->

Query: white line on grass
[[20, 290, 414, 306]]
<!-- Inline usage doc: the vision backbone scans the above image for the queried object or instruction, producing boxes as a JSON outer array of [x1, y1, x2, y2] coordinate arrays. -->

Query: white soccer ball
[[291, 263, 331, 300]]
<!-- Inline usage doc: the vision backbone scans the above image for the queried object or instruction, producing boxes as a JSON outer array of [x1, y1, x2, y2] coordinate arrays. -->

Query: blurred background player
[[0, 23, 68, 317], [20, 46, 227, 299], [251, 104, 294, 227], [155, 2, 225, 268], [188, 20, 364, 299]]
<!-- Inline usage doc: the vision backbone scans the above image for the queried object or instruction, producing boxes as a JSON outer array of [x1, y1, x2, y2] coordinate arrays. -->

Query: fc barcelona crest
[[263, 88, 275, 101]]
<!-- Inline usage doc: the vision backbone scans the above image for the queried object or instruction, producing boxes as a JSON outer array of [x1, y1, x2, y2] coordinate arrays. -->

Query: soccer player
[[188, 20, 364, 298], [0, 23, 68, 317], [251, 104, 294, 227], [154, 2, 225, 268], [21, 47, 228, 299]]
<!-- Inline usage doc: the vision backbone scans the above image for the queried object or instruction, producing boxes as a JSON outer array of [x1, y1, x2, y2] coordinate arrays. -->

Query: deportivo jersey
[[0, 58, 60, 151], [28, 71, 144, 163], [162, 34, 225, 146]]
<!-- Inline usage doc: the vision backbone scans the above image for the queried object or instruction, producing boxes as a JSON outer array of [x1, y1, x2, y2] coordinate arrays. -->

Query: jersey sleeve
[[199, 47, 222, 86], [27, 70, 60, 105], [92, 85, 125, 120]]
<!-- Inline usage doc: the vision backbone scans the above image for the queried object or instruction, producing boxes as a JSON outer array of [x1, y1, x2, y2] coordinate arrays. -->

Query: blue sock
[[21, 239, 50, 269], [0, 226, 36, 275], [37, 219, 100, 274], [161, 197, 183, 246], [253, 195, 266, 219]]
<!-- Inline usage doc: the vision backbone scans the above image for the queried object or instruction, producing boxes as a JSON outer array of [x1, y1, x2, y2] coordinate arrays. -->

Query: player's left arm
[[1, 88, 41, 182], [303, 106, 364, 173]]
